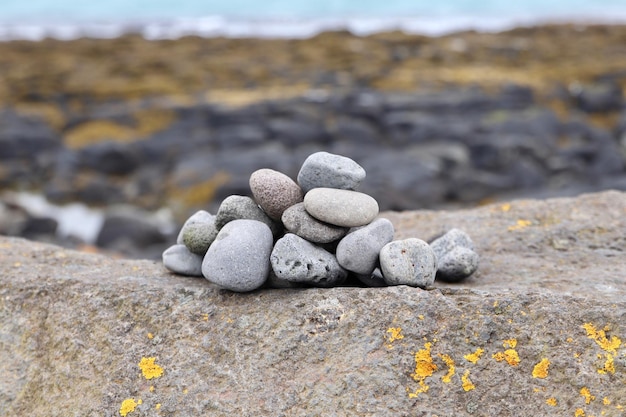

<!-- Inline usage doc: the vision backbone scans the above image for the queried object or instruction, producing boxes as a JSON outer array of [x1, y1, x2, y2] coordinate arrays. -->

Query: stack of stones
[[162, 152, 479, 292]]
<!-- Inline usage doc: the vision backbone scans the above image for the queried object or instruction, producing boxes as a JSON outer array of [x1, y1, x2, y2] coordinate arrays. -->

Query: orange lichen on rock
[[493, 349, 520, 366], [438, 353, 456, 383], [386, 327, 404, 344], [532, 358, 550, 378], [574, 408, 585, 417], [508, 219, 532, 231], [580, 387, 595, 405], [582, 323, 621, 353], [503, 338, 517, 348], [598, 353, 615, 375], [119, 398, 141, 417], [546, 397, 558, 406], [464, 348, 485, 364], [461, 370, 475, 392], [138, 357, 164, 380], [408, 342, 437, 398]]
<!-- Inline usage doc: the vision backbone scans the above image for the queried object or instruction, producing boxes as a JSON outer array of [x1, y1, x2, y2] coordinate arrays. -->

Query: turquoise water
[[1, 0, 626, 39]]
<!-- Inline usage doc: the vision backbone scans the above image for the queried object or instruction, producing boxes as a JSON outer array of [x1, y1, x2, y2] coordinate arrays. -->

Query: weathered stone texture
[[1, 191, 625, 416]]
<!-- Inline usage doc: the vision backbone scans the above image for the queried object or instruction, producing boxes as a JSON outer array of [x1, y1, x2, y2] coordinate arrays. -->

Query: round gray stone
[[162, 244, 204, 277], [429, 228, 475, 259], [436, 246, 480, 282], [297, 151, 366, 193], [281, 202, 348, 244], [180, 210, 219, 255], [355, 268, 387, 287], [304, 188, 379, 227], [336, 218, 394, 275], [270, 233, 348, 287], [249, 168, 304, 220], [202, 219, 273, 292], [379, 238, 437, 288], [215, 195, 282, 236]]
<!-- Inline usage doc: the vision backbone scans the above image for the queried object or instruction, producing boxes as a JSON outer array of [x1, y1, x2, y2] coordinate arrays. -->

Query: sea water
[[1, 0, 626, 40]]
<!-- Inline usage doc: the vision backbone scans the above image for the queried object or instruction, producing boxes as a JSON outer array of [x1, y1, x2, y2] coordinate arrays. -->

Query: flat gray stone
[[297, 151, 366, 192], [162, 244, 203, 277], [249, 168, 304, 220], [436, 246, 480, 282], [355, 267, 387, 287], [429, 228, 475, 257], [304, 188, 379, 227], [281, 202, 348, 243], [379, 238, 437, 288], [336, 217, 394, 274], [202, 219, 273, 292], [180, 210, 218, 255], [215, 195, 282, 236], [270, 233, 347, 287]]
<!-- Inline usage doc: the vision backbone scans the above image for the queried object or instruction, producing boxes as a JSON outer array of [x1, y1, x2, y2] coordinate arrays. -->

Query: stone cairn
[[162, 151, 479, 292]]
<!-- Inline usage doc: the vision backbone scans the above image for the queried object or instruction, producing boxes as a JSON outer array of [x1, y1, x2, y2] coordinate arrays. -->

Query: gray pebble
[[429, 228, 479, 282], [202, 219, 273, 292], [249, 168, 304, 220], [336, 218, 394, 274], [215, 195, 282, 236], [304, 188, 379, 227], [162, 244, 203, 277], [379, 238, 437, 288], [180, 210, 219, 255], [297, 151, 366, 193], [436, 246, 480, 282], [270, 233, 347, 287], [355, 268, 387, 287], [282, 202, 348, 244]]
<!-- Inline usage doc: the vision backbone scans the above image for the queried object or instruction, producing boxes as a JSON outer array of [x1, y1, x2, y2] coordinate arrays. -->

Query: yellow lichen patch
[[597, 354, 615, 375], [64, 120, 137, 149], [603, 397, 611, 406], [493, 349, 520, 366], [138, 357, 164, 380], [532, 358, 550, 379], [147, 333, 154, 339], [408, 342, 437, 398], [119, 398, 140, 417], [582, 323, 621, 354], [508, 219, 532, 231], [580, 387, 595, 404], [574, 408, 585, 417], [438, 353, 456, 383], [386, 327, 404, 344], [461, 370, 475, 392], [546, 397, 558, 406], [500, 203, 511, 212], [503, 338, 517, 348], [149, 386, 155, 392], [155, 403, 162, 410], [464, 348, 485, 364]]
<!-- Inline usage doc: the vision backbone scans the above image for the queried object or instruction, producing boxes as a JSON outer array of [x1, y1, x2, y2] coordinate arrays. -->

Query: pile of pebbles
[[162, 152, 479, 292]]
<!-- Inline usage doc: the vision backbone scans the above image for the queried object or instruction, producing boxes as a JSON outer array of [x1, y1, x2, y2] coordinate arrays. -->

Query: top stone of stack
[[297, 151, 367, 193]]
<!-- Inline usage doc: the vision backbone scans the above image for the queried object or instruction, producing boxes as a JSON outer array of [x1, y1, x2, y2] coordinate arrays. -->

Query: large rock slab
[[1, 190, 625, 416]]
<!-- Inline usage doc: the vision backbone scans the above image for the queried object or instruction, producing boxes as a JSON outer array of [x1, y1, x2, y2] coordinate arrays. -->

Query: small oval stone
[[297, 151, 366, 192], [162, 244, 203, 277], [202, 219, 273, 292], [336, 218, 394, 274], [429, 228, 475, 258], [304, 188, 379, 227], [180, 210, 218, 255], [282, 202, 348, 243], [436, 246, 480, 282], [379, 238, 437, 288], [215, 195, 282, 236], [270, 233, 347, 287], [249, 168, 303, 220]]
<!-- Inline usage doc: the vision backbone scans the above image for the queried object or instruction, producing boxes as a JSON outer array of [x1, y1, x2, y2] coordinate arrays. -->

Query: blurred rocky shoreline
[[1, 24, 625, 258]]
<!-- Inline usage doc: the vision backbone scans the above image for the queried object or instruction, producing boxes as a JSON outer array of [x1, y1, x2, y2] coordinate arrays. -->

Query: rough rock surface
[[1, 190, 626, 417]]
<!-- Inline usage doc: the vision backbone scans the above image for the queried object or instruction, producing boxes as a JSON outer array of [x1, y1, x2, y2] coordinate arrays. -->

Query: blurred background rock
[[0, 1, 625, 259]]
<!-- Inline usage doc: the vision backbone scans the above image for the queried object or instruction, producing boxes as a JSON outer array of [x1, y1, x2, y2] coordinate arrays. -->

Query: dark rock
[[96, 207, 168, 250], [572, 81, 623, 113], [78, 141, 140, 175], [0, 111, 61, 160], [20, 216, 58, 239]]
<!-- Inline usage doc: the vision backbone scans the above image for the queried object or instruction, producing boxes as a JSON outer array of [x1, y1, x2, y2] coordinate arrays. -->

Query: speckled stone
[[270, 233, 347, 287], [336, 218, 394, 275], [429, 228, 479, 282], [379, 238, 437, 288], [180, 210, 219, 255], [202, 219, 273, 292], [281, 202, 348, 244], [249, 168, 304, 220], [215, 195, 282, 236], [162, 244, 203, 277], [297, 151, 366, 193], [304, 188, 379, 227]]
